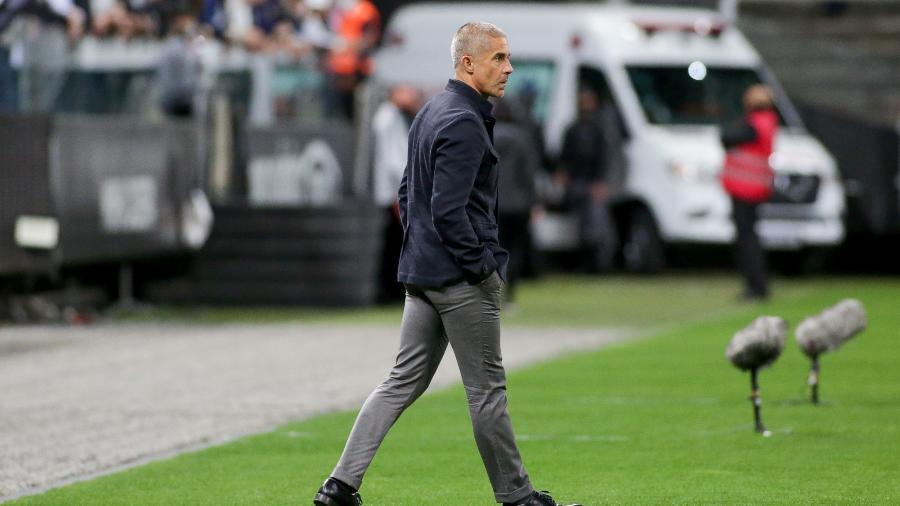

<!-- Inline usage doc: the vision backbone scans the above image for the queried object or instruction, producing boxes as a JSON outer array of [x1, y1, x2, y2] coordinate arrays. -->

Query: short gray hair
[[450, 22, 507, 69]]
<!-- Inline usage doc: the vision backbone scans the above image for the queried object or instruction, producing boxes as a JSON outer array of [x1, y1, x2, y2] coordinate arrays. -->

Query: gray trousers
[[331, 273, 534, 503]]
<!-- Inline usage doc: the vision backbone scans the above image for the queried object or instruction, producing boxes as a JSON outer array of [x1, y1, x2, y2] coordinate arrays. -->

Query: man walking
[[313, 22, 580, 506]]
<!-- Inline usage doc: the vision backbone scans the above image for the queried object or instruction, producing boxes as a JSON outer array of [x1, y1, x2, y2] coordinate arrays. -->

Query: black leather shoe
[[504, 490, 581, 506], [313, 478, 363, 506]]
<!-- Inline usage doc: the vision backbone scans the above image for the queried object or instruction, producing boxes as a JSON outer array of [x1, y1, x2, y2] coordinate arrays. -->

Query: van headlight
[[669, 160, 717, 183]]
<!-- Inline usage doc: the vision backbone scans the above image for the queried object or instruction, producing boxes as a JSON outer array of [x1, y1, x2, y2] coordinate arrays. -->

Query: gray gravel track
[[0, 321, 633, 502]]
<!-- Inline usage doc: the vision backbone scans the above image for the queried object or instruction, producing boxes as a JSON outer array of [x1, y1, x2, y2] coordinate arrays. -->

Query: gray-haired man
[[313, 22, 580, 506]]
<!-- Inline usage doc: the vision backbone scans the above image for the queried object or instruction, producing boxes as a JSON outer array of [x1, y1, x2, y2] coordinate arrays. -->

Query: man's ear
[[462, 55, 475, 75]]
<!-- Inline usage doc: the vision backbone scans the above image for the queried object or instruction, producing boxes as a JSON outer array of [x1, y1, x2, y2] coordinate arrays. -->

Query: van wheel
[[623, 208, 665, 274]]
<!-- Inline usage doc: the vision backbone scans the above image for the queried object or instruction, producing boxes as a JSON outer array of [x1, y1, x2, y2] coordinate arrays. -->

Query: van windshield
[[627, 65, 783, 126]]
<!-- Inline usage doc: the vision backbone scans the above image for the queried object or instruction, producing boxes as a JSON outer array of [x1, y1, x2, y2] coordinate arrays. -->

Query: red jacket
[[721, 109, 778, 202]]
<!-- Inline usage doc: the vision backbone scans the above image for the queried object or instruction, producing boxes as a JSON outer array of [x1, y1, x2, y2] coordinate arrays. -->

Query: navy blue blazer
[[397, 79, 509, 287]]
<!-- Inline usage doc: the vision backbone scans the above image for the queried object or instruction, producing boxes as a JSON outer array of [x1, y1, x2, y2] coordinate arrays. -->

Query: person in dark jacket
[[2, 0, 85, 113], [720, 84, 779, 301], [313, 21, 579, 506], [557, 87, 618, 273], [494, 98, 539, 304], [157, 7, 199, 117]]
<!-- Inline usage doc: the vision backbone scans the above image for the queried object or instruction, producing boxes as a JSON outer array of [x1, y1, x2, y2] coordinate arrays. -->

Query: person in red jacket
[[720, 84, 778, 301]]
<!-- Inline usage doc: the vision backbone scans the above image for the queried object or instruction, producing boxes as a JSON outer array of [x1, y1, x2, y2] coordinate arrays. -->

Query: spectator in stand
[[273, 0, 322, 62], [241, 0, 283, 51], [2, 0, 91, 113], [98, 0, 163, 38], [236, 0, 310, 58], [300, 0, 334, 50], [91, 0, 138, 37], [298, 0, 334, 68], [324, 0, 378, 119], [13, 0, 85, 113], [217, 0, 252, 45], [148, 0, 196, 39], [157, 3, 199, 117], [0, 0, 25, 112], [300, 0, 336, 116], [198, 0, 227, 39], [557, 87, 618, 273], [494, 98, 540, 306], [372, 83, 422, 303]]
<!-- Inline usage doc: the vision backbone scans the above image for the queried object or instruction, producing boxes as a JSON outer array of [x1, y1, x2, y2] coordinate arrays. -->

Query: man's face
[[469, 36, 514, 98]]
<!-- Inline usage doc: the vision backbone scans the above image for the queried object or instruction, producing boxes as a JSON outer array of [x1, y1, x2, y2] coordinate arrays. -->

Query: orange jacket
[[328, 0, 380, 76]]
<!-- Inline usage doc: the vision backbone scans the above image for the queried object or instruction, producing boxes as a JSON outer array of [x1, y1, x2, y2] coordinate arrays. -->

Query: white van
[[372, 2, 845, 272]]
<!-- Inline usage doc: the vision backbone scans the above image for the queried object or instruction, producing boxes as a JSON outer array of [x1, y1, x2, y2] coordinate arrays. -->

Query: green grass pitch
[[10, 275, 900, 505]]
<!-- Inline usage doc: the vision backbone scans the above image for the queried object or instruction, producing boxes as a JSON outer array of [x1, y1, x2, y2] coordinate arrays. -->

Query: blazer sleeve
[[431, 114, 497, 283]]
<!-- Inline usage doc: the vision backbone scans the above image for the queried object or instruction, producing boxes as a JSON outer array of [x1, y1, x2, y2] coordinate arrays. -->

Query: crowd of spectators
[[0, 0, 380, 117]]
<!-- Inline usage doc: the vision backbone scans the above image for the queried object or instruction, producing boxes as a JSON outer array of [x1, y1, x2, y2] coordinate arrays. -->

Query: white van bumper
[[666, 210, 844, 250], [757, 216, 844, 250]]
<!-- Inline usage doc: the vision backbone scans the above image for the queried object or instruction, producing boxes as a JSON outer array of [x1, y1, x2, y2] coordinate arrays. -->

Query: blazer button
[[482, 265, 490, 273]]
